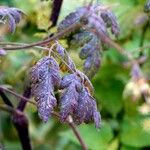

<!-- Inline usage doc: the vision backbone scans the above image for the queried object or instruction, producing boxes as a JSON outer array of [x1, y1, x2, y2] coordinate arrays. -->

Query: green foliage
[[60, 122, 113, 150]]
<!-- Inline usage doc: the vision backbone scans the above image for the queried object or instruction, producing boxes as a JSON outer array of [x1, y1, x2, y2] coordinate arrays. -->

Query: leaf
[[60, 83, 79, 122], [30, 56, 61, 122], [93, 63, 125, 117], [60, 74, 82, 122], [54, 43, 76, 72], [121, 116, 150, 148], [60, 122, 114, 150], [74, 32, 102, 78], [73, 88, 101, 128], [58, 6, 86, 32], [60, 73, 100, 128], [83, 50, 101, 79]]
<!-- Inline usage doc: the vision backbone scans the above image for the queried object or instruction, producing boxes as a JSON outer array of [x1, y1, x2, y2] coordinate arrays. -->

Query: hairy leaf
[[30, 56, 61, 122], [73, 88, 101, 128], [59, 73, 83, 122], [60, 83, 79, 122], [60, 72, 100, 128]]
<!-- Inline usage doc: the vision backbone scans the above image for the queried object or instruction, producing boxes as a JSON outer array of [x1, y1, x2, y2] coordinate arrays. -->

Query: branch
[[50, 0, 63, 26], [17, 84, 31, 111], [0, 89, 13, 107], [0, 104, 32, 150], [51, 112, 88, 150], [2, 22, 82, 50], [0, 86, 36, 105], [12, 112, 32, 150], [68, 122, 88, 150], [0, 104, 23, 116]]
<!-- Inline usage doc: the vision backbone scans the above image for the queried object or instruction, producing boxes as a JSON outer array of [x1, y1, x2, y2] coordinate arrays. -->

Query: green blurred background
[[0, 0, 150, 149]]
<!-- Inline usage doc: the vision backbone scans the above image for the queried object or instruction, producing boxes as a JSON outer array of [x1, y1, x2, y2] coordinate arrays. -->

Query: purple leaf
[[84, 50, 101, 79], [73, 88, 101, 128], [60, 83, 79, 122], [30, 56, 61, 122]]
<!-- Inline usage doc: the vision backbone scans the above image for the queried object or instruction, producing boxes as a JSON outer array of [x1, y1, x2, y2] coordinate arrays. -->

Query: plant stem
[[3, 22, 82, 50], [17, 85, 31, 111], [52, 112, 88, 150], [0, 86, 36, 105], [50, 0, 63, 26], [12, 112, 32, 150], [0, 85, 32, 150], [0, 104, 23, 116], [68, 122, 88, 150], [0, 89, 13, 107]]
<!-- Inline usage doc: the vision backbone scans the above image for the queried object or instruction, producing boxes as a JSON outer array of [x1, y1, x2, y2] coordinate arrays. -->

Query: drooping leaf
[[58, 4, 120, 78], [84, 50, 101, 79], [60, 83, 79, 122], [54, 43, 76, 72], [73, 88, 101, 128], [59, 73, 82, 122], [30, 56, 61, 122], [60, 72, 101, 128]]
